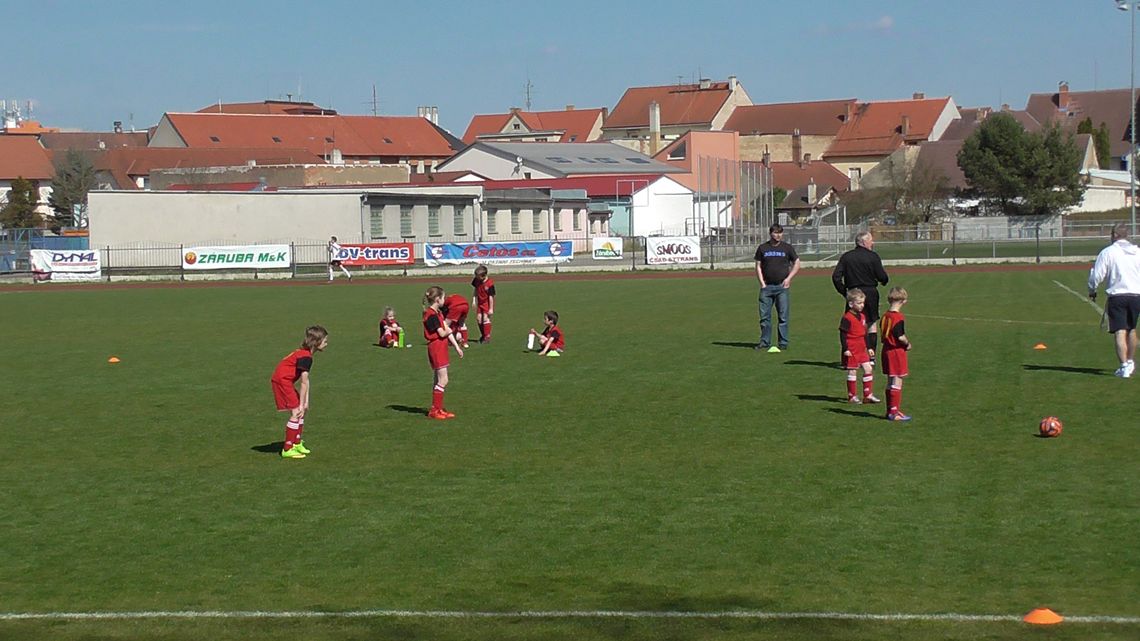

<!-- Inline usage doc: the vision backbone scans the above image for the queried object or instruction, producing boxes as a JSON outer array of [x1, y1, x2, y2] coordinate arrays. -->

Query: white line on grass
[[0, 609, 1137, 624], [907, 313, 1086, 326], [1053, 280, 1105, 316]]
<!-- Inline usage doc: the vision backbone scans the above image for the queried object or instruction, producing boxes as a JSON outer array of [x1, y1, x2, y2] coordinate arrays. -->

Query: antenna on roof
[[524, 77, 534, 110], [372, 84, 378, 116]]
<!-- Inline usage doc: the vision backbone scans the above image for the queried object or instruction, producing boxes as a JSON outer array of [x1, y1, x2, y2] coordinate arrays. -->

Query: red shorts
[[882, 348, 909, 377], [476, 304, 491, 315], [427, 339, 450, 370], [379, 332, 396, 348], [271, 379, 300, 411], [842, 348, 871, 369], [446, 303, 469, 324]]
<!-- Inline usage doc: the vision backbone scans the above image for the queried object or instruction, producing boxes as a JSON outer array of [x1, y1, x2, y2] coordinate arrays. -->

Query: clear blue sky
[[5, 0, 1133, 135]]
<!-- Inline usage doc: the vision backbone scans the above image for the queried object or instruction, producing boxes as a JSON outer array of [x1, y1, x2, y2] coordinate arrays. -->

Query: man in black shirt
[[832, 231, 889, 360], [754, 224, 801, 352]]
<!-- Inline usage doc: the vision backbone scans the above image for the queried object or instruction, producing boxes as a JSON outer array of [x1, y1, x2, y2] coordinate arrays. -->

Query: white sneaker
[[1115, 364, 1133, 378], [1126, 360, 1136, 377]]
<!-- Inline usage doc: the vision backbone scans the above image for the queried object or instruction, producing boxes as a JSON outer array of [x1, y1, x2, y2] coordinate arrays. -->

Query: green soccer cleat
[[293, 441, 311, 455], [281, 446, 306, 459]]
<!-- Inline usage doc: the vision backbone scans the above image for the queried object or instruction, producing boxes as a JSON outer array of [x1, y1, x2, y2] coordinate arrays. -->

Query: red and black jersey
[[271, 348, 313, 384], [543, 324, 565, 351], [879, 310, 907, 350], [472, 277, 496, 307], [380, 317, 400, 336], [441, 294, 469, 322], [838, 310, 867, 353], [423, 308, 446, 341]]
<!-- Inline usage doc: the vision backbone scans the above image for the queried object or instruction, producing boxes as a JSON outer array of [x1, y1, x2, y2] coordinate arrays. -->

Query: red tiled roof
[[606, 82, 732, 129], [161, 113, 457, 159], [746, 160, 851, 193], [825, 98, 952, 158], [462, 108, 605, 143], [0, 136, 55, 180], [38, 131, 149, 150], [95, 147, 324, 189], [195, 100, 336, 115], [724, 99, 856, 136], [470, 174, 671, 197], [1026, 87, 1133, 157]]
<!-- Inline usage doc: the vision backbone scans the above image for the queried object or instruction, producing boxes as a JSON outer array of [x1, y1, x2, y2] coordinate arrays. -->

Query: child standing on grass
[[879, 287, 912, 422], [472, 264, 496, 343], [271, 325, 329, 459], [529, 310, 565, 357], [327, 236, 352, 282], [378, 306, 404, 348], [441, 293, 470, 348], [423, 286, 464, 419], [839, 289, 880, 405]]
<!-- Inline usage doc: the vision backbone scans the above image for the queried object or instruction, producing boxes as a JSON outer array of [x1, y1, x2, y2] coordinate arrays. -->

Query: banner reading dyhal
[[646, 236, 701, 265], [30, 249, 102, 281], [182, 245, 291, 270], [423, 241, 573, 266], [333, 243, 414, 266]]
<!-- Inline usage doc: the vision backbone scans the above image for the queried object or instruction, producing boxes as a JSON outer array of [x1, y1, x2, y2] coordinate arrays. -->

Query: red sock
[[889, 385, 901, 413], [484, 321, 492, 339], [461, 328, 468, 344], [297, 418, 305, 441], [862, 375, 874, 398], [284, 419, 301, 450], [846, 375, 857, 399], [432, 385, 444, 411]]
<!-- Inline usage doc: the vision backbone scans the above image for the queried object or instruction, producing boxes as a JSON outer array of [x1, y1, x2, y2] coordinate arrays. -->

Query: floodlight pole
[[1124, 1, 1138, 235]]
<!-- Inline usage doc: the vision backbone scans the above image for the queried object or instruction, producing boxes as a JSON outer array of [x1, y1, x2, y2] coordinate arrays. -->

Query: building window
[[488, 209, 499, 234], [511, 209, 521, 234], [428, 206, 441, 236], [209, 136, 220, 143], [453, 205, 465, 236], [848, 168, 862, 190], [400, 205, 414, 237], [271, 136, 282, 143], [573, 209, 582, 231], [512, 123, 521, 130], [667, 142, 687, 161], [554, 210, 563, 232], [369, 204, 385, 238], [533, 210, 543, 233]]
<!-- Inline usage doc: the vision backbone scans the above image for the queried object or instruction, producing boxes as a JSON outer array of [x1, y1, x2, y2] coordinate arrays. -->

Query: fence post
[[631, 235, 637, 272], [951, 224, 957, 266], [290, 242, 297, 279], [105, 246, 111, 282], [1035, 224, 1041, 264], [179, 244, 185, 281]]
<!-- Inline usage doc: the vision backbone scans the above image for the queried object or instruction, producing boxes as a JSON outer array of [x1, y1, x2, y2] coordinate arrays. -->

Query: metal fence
[[0, 229, 89, 272]]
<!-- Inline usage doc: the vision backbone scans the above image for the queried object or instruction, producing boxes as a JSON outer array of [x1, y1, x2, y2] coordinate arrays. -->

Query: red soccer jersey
[[543, 324, 565, 351], [472, 277, 496, 309], [879, 310, 907, 350], [423, 308, 446, 342], [442, 294, 469, 322], [838, 310, 867, 354], [271, 348, 313, 385], [380, 317, 400, 336]]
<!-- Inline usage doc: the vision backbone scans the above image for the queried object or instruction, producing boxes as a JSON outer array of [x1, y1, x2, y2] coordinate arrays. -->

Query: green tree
[[772, 187, 787, 207], [0, 176, 42, 228], [1077, 116, 1112, 168], [958, 113, 1085, 216], [48, 149, 96, 230]]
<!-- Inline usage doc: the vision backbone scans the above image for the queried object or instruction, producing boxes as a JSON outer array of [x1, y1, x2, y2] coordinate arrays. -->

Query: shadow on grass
[[785, 359, 839, 369], [602, 580, 773, 612], [711, 341, 758, 349], [388, 404, 428, 416], [797, 394, 841, 403], [826, 407, 881, 420], [251, 441, 284, 454], [1022, 364, 1107, 376]]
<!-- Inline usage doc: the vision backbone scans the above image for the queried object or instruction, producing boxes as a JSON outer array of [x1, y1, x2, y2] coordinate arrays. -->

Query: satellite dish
[[515, 156, 523, 164]]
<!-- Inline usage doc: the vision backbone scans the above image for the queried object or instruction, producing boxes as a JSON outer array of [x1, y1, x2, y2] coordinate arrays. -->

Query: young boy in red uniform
[[879, 287, 912, 421], [472, 264, 495, 343], [270, 325, 328, 459], [441, 293, 470, 348], [423, 286, 464, 419], [378, 306, 404, 348], [529, 310, 565, 357], [839, 289, 880, 404]]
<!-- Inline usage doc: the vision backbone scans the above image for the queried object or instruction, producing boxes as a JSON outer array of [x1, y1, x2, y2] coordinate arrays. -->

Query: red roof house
[[602, 77, 752, 145], [462, 106, 606, 144]]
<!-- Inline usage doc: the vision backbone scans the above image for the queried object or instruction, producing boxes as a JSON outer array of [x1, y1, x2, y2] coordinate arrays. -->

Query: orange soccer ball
[[1038, 416, 1063, 438]]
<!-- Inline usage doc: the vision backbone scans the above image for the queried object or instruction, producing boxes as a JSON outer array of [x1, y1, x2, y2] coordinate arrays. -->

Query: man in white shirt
[[1088, 223, 1140, 377], [327, 236, 352, 282]]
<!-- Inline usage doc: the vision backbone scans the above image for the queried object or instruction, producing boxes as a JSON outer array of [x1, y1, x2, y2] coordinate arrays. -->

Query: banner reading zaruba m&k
[[30, 249, 102, 281], [334, 243, 415, 266], [182, 245, 291, 270], [423, 241, 573, 266], [645, 236, 701, 265]]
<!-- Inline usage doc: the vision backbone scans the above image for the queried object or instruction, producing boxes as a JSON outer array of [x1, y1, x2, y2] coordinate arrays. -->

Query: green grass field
[[2, 267, 1137, 640]]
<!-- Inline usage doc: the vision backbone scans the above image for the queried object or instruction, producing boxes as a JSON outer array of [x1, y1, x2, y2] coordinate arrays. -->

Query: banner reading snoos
[[182, 245, 291, 270], [591, 237, 624, 260], [30, 249, 102, 281], [333, 243, 415, 266], [646, 236, 701, 265], [423, 241, 574, 266]]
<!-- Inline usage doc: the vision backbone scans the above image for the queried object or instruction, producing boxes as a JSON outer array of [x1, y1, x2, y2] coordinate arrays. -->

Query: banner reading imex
[[423, 241, 573, 266], [333, 243, 414, 266], [182, 245, 291, 270]]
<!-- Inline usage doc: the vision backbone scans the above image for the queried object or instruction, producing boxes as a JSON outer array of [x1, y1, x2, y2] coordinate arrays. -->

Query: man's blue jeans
[[759, 285, 790, 348]]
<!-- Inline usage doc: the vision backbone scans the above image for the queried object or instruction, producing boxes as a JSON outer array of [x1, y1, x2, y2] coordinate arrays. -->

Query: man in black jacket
[[832, 231, 889, 360]]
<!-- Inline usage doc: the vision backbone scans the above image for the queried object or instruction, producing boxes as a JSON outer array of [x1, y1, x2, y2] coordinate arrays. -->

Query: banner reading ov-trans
[[182, 245, 291, 270], [423, 241, 573, 266]]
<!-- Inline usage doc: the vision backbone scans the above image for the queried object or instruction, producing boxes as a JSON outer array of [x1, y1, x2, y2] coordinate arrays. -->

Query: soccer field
[[2, 268, 1137, 641]]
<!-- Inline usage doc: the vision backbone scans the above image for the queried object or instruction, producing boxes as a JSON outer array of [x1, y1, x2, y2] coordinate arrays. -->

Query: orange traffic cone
[[1033, 343, 1047, 350], [107, 356, 121, 363], [1023, 608, 1063, 625]]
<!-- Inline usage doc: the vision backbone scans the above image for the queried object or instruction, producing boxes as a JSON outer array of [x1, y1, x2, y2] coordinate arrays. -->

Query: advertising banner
[[423, 241, 573, 266], [645, 236, 701, 265], [182, 245, 291, 270], [334, 243, 415, 266], [591, 237, 624, 260], [30, 249, 102, 281]]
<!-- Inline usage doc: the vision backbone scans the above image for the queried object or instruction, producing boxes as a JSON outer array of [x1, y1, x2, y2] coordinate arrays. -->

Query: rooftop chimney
[[913, 92, 925, 100], [844, 102, 853, 122], [1001, 103, 1011, 112], [649, 101, 662, 155], [792, 128, 803, 168], [807, 179, 817, 205], [698, 78, 711, 90], [728, 75, 738, 92], [803, 153, 811, 165], [762, 148, 771, 167], [1058, 81, 1070, 110], [509, 106, 522, 114], [330, 148, 343, 165], [113, 120, 123, 134], [901, 115, 911, 137], [565, 104, 575, 111]]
